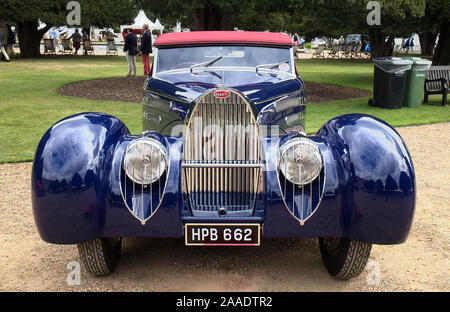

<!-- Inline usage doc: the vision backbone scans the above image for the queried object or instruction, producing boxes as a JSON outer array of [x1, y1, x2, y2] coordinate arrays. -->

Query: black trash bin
[[371, 57, 413, 109]]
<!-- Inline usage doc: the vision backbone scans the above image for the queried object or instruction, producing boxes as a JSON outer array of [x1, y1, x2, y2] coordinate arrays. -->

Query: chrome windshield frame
[[153, 47, 296, 78]]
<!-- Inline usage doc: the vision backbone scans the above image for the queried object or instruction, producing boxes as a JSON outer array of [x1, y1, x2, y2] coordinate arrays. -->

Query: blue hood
[[146, 70, 304, 107]]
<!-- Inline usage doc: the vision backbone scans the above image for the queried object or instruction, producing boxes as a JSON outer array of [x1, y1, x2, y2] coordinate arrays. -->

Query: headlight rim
[[123, 136, 168, 185], [279, 136, 323, 185]]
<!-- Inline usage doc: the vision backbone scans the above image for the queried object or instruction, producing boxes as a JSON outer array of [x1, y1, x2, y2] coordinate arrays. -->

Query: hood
[[146, 70, 304, 106]]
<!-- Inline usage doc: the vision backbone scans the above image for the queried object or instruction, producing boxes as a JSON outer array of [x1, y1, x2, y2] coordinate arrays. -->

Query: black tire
[[319, 237, 372, 280], [77, 238, 122, 276]]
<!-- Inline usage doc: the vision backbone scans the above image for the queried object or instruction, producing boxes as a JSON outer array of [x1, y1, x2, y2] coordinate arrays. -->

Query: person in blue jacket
[[403, 38, 410, 53], [123, 27, 138, 76]]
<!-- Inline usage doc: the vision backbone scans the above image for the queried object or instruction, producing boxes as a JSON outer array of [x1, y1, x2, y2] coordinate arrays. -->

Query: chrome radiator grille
[[182, 91, 262, 217]]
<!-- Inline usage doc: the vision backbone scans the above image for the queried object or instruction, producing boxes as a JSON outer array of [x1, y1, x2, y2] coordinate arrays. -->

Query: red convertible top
[[154, 31, 294, 47]]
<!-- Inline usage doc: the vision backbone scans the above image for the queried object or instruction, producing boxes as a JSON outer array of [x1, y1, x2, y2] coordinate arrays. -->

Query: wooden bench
[[424, 66, 449, 106]]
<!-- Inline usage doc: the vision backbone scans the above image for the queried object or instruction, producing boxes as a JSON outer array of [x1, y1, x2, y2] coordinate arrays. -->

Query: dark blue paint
[[146, 71, 304, 111], [32, 112, 415, 245], [32, 69, 415, 245]]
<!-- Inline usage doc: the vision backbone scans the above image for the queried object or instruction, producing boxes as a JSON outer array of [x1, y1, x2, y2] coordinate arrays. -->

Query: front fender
[[31, 113, 130, 244], [318, 114, 416, 244]]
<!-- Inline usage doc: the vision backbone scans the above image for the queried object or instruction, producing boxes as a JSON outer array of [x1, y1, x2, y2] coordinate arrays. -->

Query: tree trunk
[[193, 5, 233, 31], [418, 32, 437, 56], [193, 8, 207, 31], [432, 21, 450, 65], [368, 28, 394, 58], [16, 20, 50, 58]]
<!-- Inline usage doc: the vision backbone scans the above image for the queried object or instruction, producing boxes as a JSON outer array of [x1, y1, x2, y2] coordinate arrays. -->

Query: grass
[[0, 56, 448, 163], [297, 58, 449, 132]]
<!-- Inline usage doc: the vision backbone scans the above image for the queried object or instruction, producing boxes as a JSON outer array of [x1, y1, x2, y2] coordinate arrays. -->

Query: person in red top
[[69, 29, 82, 55], [140, 24, 152, 76]]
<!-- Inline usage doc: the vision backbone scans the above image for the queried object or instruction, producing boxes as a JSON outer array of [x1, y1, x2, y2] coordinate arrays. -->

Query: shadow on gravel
[[90, 237, 348, 291]]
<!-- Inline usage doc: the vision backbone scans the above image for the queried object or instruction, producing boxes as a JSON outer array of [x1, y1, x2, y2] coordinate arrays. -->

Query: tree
[[138, 0, 244, 31], [428, 0, 450, 65], [0, 0, 136, 58], [298, 0, 426, 58], [139, 0, 301, 32], [414, 1, 438, 56]]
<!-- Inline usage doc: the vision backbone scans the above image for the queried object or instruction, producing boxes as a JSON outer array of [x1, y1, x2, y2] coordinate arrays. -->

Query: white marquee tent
[[120, 10, 164, 33], [153, 19, 164, 32]]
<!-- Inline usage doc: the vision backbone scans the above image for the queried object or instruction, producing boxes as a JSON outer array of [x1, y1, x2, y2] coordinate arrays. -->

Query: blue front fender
[[263, 114, 416, 244], [31, 113, 183, 244], [32, 113, 415, 245]]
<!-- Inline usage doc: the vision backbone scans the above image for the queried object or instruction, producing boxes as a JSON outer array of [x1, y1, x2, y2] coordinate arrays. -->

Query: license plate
[[185, 224, 261, 246]]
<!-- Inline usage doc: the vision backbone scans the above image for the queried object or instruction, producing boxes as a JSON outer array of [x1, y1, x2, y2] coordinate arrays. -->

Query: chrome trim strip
[[145, 89, 191, 104], [154, 66, 296, 78], [254, 89, 305, 106], [182, 163, 264, 168]]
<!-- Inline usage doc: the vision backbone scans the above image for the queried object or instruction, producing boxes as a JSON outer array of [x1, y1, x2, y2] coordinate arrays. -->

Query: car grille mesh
[[182, 91, 262, 217]]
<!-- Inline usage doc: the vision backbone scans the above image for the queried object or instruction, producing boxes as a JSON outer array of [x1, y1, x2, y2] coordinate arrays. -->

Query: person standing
[[69, 29, 82, 55], [338, 36, 345, 50], [50, 27, 60, 52], [123, 28, 138, 77], [0, 23, 10, 62], [292, 33, 299, 45], [82, 30, 89, 55], [403, 38, 410, 54], [140, 24, 153, 77], [6, 24, 15, 57]]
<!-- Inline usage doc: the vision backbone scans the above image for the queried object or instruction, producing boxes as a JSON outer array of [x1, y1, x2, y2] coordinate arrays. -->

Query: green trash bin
[[402, 57, 432, 107], [372, 57, 413, 109]]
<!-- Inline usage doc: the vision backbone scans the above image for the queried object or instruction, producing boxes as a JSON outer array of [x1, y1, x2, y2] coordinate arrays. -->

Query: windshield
[[346, 34, 361, 41], [156, 45, 292, 73]]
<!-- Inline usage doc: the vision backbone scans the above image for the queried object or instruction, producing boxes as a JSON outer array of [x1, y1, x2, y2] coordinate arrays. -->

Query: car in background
[[311, 37, 327, 48], [345, 34, 369, 49]]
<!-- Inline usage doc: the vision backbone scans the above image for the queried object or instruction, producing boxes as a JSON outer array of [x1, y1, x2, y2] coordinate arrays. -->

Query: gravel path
[[0, 123, 449, 292]]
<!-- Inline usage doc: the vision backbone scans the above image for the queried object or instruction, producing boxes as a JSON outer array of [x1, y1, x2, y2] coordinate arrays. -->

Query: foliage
[[0, 0, 136, 28]]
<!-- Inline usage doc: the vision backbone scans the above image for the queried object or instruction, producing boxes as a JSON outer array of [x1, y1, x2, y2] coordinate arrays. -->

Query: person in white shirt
[[50, 27, 60, 52]]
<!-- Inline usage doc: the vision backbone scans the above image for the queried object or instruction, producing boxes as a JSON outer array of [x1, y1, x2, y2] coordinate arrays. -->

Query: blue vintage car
[[32, 31, 416, 279]]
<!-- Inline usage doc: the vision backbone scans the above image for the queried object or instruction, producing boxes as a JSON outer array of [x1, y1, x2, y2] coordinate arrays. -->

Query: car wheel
[[319, 237, 372, 280], [77, 238, 122, 276]]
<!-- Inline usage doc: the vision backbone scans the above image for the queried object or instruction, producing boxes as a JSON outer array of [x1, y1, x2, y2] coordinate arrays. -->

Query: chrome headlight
[[123, 137, 167, 185], [279, 137, 323, 185]]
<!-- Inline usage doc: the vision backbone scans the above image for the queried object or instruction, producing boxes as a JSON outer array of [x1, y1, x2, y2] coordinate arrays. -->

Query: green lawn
[[0, 56, 448, 163], [297, 58, 449, 132]]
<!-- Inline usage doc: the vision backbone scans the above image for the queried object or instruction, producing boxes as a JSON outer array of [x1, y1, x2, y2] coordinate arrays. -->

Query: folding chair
[[83, 40, 95, 55], [60, 39, 73, 55], [311, 45, 325, 58], [327, 45, 340, 58], [43, 39, 56, 55], [106, 40, 118, 56]]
